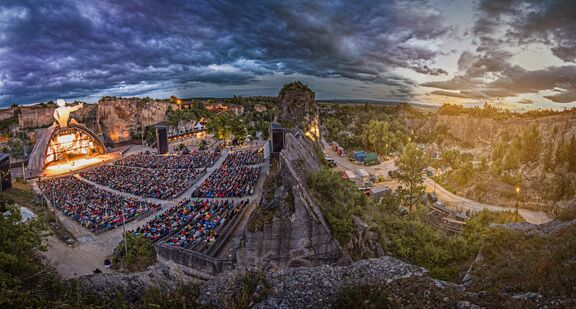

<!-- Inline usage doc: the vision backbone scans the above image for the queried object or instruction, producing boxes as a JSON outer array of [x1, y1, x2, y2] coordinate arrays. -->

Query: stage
[[43, 152, 122, 178]]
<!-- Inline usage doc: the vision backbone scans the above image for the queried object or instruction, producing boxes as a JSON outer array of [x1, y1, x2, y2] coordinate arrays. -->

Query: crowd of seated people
[[132, 199, 237, 242], [80, 165, 205, 200], [222, 149, 263, 167], [190, 166, 260, 198], [165, 199, 249, 248], [113, 151, 219, 169], [39, 176, 161, 233]]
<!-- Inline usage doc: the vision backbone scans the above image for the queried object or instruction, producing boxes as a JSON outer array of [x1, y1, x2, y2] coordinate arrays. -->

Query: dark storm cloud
[[424, 65, 576, 103], [422, 0, 576, 104], [0, 0, 450, 105]]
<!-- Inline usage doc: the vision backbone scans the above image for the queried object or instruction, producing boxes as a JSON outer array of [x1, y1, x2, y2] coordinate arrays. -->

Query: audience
[[191, 165, 260, 198], [39, 176, 161, 233], [132, 199, 237, 242], [113, 151, 219, 169], [165, 199, 249, 248], [81, 165, 205, 200], [222, 149, 263, 167]]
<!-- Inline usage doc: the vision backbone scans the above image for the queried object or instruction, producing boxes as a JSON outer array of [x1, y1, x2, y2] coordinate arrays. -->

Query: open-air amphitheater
[[36, 147, 267, 275]]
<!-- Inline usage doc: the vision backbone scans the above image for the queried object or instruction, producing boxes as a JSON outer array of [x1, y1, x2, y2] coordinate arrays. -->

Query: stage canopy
[[28, 123, 107, 178]]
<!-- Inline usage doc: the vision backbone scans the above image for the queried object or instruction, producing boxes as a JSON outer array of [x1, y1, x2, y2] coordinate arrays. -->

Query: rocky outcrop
[[491, 219, 576, 237], [196, 256, 552, 308], [76, 265, 191, 302], [346, 216, 385, 258], [96, 97, 176, 143], [236, 131, 349, 269], [276, 81, 319, 134]]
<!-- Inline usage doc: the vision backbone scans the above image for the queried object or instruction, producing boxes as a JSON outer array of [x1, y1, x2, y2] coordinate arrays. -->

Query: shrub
[[113, 234, 156, 272], [307, 170, 367, 244]]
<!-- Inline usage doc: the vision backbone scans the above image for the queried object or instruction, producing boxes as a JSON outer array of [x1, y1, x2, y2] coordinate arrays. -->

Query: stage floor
[[43, 152, 122, 178]]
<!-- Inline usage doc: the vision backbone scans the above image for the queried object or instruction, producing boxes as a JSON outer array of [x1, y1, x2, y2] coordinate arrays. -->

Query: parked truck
[[364, 152, 380, 166], [351, 150, 366, 163]]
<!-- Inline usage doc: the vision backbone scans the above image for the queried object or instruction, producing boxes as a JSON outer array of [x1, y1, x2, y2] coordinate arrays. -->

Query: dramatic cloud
[[2, 0, 575, 108], [0, 0, 450, 105], [422, 0, 576, 104]]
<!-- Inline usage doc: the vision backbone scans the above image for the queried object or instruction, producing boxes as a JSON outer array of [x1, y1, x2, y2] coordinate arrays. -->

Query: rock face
[[96, 97, 176, 143], [17, 103, 98, 131], [419, 113, 576, 148], [276, 81, 319, 133], [236, 131, 349, 269]]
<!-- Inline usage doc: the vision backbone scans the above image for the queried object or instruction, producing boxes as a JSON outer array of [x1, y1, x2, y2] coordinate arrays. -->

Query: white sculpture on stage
[[53, 99, 83, 128]]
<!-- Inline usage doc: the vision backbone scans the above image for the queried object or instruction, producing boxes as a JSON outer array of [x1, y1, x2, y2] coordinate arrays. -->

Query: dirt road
[[322, 141, 552, 224]]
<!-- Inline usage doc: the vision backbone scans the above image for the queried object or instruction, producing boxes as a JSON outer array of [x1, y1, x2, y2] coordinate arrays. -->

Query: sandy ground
[[41, 142, 267, 279], [322, 141, 552, 225]]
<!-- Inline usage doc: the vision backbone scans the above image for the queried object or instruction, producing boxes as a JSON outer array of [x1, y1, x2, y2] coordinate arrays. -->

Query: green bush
[[307, 170, 367, 244], [113, 234, 157, 272]]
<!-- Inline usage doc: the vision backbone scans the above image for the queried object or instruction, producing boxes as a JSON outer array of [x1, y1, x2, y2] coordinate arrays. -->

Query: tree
[[0, 202, 53, 307], [396, 143, 429, 212], [361, 120, 395, 154], [521, 123, 541, 162], [441, 149, 461, 169]]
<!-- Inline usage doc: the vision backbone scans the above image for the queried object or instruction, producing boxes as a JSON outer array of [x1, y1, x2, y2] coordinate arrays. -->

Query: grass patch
[[224, 271, 270, 309]]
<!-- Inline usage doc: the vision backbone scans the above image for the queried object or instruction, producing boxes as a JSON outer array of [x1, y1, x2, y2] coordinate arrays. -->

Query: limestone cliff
[[96, 97, 177, 143], [275, 81, 319, 135], [236, 131, 350, 269], [422, 113, 576, 148], [17, 103, 98, 132]]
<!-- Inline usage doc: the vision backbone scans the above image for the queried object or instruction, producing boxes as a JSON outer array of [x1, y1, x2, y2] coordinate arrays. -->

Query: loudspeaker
[[0, 154, 11, 191], [269, 122, 285, 161], [156, 126, 169, 154]]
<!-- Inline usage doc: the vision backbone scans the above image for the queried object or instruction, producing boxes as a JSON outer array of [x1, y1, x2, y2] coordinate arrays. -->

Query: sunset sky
[[0, 0, 575, 109]]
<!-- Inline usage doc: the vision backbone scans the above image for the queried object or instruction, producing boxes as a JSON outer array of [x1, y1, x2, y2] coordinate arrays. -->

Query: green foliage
[[113, 234, 156, 272], [361, 120, 398, 155], [440, 148, 461, 169], [471, 224, 576, 298], [167, 101, 209, 126], [307, 170, 367, 244], [372, 201, 523, 281], [320, 103, 407, 152], [438, 103, 576, 120], [206, 112, 245, 142], [279, 80, 311, 93], [0, 201, 69, 308], [224, 271, 270, 309], [395, 143, 429, 211]]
